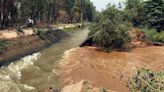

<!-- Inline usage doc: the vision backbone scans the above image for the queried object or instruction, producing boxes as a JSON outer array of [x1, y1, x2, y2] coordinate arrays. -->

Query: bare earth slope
[[58, 46, 164, 92]]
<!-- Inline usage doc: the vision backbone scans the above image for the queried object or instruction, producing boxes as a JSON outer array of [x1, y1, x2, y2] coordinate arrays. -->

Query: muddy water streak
[[0, 28, 90, 92]]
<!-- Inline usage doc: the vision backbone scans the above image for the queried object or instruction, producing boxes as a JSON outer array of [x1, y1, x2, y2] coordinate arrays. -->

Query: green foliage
[[35, 29, 48, 37], [90, 5, 131, 50], [143, 0, 164, 31], [144, 29, 164, 43], [114, 24, 131, 48], [125, 0, 164, 31], [0, 39, 7, 52], [0, 0, 96, 28], [156, 31, 164, 42], [89, 23, 99, 36], [93, 11, 101, 23], [124, 0, 145, 27], [144, 29, 158, 42], [129, 68, 164, 92]]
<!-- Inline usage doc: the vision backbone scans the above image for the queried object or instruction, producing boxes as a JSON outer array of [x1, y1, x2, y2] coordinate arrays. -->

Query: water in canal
[[0, 28, 90, 92]]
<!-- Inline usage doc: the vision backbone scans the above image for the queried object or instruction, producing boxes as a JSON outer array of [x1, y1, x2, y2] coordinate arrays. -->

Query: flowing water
[[58, 46, 164, 92], [0, 28, 90, 92]]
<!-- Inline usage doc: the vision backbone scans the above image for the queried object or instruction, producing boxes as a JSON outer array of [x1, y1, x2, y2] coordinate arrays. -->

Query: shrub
[[129, 68, 164, 92], [35, 29, 47, 37], [64, 28, 75, 33], [0, 39, 7, 53], [156, 31, 164, 42], [144, 29, 158, 42], [144, 29, 164, 43]]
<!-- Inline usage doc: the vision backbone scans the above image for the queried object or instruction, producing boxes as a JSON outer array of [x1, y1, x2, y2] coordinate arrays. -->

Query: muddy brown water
[[58, 46, 164, 92], [0, 28, 90, 92]]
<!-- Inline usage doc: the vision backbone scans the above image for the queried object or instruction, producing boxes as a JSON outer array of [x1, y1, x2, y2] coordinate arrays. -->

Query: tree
[[0, 0, 96, 29], [143, 0, 164, 31], [0, 0, 16, 29], [83, 0, 95, 21], [91, 5, 131, 50], [124, 0, 164, 31], [124, 0, 144, 27]]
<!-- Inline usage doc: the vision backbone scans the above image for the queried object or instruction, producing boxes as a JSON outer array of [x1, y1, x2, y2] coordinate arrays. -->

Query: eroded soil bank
[[58, 46, 164, 92]]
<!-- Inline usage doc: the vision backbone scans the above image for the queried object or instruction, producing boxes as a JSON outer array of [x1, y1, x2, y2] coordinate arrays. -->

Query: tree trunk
[[81, 12, 83, 22], [1, 13, 6, 29]]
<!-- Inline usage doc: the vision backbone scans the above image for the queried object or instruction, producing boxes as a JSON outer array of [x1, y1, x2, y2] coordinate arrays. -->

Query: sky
[[90, 0, 125, 11]]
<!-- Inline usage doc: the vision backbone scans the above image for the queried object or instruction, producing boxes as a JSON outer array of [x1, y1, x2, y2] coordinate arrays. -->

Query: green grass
[[129, 68, 164, 92]]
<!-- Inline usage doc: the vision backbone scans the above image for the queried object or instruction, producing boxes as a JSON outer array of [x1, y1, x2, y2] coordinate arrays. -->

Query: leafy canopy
[[90, 5, 131, 50]]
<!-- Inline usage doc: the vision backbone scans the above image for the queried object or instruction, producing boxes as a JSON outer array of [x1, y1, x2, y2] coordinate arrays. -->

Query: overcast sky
[[90, 0, 125, 11]]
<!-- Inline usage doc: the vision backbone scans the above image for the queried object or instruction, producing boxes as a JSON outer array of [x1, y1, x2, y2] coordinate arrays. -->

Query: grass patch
[[129, 68, 164, 92]]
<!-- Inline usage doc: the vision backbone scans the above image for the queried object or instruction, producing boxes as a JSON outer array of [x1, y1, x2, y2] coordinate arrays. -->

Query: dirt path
[[58, 46, 164, 92]]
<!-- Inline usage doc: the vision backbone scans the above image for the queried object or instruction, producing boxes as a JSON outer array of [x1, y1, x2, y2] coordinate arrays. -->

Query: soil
[[58, 46, 164, 92], [0, 35, 49, 66], [129, 28, 151, 48]]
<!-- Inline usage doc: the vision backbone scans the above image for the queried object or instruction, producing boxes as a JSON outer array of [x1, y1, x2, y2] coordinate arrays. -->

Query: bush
[[0, 39, 7, 53], [156, 31, 164, 42], [35, 29, 47, 37], [144, 29, 164, 43], [144, 29, 158, 42], [64, 27, 75, 34], [129, 68, 164, 92]]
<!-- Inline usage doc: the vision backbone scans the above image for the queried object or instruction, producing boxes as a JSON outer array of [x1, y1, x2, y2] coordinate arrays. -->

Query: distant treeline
[[0, 0, 96, 29]]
